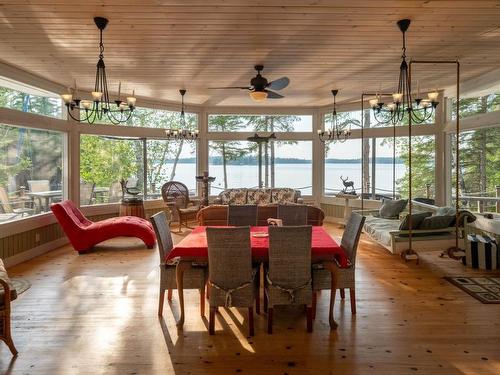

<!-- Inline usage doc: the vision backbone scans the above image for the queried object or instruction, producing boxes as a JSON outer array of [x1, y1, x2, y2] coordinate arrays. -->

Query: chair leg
[[200, 288, 205, 317], [340, 288, 345, 300], [206, 282, 210, 300], [158, 287, 165, 316], [248, 307, 254, 337], [267, 307, 273, 334], [263, 292, 268, 313], [2, 312, 17, 356], [349, 288, 356, 315], [312, 291, 317, 320], [255, 267, 260, 314], [167, 289, 173, 301], [306, 305, 313, 333], [209, 306, 216, 335]]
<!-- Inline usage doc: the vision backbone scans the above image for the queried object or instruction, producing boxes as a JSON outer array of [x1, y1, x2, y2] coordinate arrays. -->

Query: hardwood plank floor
[[1, 223, 499, 374]]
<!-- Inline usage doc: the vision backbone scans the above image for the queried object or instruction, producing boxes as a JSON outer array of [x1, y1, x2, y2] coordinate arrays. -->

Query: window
[[0, 78, 62, 119], [451, 127, 500, 212], [324, 136, 435, 200], [208, 115, 312, 132], [272, 141, 312, 195], [452, 93, 500, 119], [208, 141, 258, 194], [0, 124, 64, 222], [324, 139, 363, 196], [147, 139, 197, 197], [80, 135, 144, 205]]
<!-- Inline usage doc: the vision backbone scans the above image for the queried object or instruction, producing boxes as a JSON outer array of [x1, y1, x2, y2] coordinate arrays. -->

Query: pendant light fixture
[[165, 89, 199, 140], [368, 19, 439, 125], [61, 17, 136, 124], [318, 90, 351, 143]]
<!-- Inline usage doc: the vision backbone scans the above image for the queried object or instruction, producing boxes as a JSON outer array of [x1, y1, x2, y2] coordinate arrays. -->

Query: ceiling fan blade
[[267, 77, 290, 91], [208, 86, 251, 90], [266, 90, 284, 99]]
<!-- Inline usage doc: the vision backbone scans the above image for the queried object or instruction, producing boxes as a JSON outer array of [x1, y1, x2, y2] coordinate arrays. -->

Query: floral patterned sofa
[[213, 188, 303, 205]]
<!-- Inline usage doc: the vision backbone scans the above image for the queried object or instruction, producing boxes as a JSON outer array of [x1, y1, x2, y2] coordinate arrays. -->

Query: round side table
[[119, 198, 145, 219]]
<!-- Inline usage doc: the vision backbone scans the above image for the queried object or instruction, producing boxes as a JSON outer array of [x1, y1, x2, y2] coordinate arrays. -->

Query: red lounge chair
[[51, 200, 156, 252]]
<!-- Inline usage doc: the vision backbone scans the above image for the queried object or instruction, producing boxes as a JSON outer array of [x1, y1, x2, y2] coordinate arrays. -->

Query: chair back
[[80, 182, 95, 206], [341, 212, 366, 265], [27, 180, 50, 193], [228, 204, 258, 226], [150, 211, 173, 262], [162, 181, 190, 209], [277, 204, 308, 226], [268, 226, 312, 288], [0, 187, 13, 213], [108, 182, 123, 203], [206, 227, 252, 290]]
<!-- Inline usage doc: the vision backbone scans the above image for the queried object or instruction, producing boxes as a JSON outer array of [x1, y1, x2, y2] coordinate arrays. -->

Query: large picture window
[[0, 124, 64, 222], [0, 78, 62, 119], [208, 115, 312, 132], [80, 135, 144, 205], [451, 127, 500, 212]]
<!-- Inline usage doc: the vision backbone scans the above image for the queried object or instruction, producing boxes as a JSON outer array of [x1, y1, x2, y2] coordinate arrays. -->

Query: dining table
[[169, 225, 348, 330]]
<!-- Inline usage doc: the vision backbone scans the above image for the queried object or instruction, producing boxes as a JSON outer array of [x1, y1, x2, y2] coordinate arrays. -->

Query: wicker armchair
[[265, 226, 313, 333], [277, 204, 308, 226], [150, 211, 207, 317], [228, 204, 258, 226], [206, 227, 257, 336], [312, 212, 365, 317], [0, 259, 17, 355], [161, 181, 200, 232]]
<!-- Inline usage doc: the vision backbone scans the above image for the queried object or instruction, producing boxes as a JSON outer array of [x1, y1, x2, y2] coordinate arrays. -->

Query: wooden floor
[[1, 223, 499, 375]]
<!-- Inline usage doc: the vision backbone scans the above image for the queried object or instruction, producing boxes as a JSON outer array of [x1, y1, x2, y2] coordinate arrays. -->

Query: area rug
[[0, 278, 31, 296], [445, 276, 500, 304]]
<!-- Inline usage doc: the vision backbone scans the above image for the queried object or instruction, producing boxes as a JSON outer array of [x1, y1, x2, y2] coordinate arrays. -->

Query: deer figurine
[[340, 175, 355, 194]]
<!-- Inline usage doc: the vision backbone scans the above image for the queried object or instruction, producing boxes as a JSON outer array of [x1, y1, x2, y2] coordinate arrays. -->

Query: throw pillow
[[379, 199, 408, 219], [435, 206, 456, 216], [399, 211, 432, 230], [419, 215, 455, 230]]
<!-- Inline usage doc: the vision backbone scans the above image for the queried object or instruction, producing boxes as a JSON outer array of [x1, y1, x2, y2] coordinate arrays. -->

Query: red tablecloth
[[168, 226, 348, 267]]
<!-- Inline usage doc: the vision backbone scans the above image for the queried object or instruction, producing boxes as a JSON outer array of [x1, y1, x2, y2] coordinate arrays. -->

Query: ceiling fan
[[209, 65, 289, 102]]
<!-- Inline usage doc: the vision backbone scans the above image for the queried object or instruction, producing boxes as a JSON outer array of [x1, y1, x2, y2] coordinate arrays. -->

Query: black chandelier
[[318, 89, 351, 143], [369, 19, 439, 125], [61, 17, 136, 124], [165, 89, 199, 140]]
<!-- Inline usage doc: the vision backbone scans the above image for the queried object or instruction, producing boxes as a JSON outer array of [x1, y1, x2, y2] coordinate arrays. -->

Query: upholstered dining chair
[[228, 204, 258, 226], [206, 227, 257, 336], [150, 211, 207, 317], [265, 226, 313, 333], [312, 212, 365, 317], [277, 204, 308, 226]]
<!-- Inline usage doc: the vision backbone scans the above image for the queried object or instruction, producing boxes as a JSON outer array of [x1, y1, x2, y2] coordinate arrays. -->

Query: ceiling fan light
[[250, 91, 268, 102]]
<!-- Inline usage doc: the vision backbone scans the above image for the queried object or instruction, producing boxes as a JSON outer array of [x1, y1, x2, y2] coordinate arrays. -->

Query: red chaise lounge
[[51, 200, 156, 252]]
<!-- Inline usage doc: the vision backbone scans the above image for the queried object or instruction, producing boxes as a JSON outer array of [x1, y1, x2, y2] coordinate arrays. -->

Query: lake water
[[159, 163, 406, 196]]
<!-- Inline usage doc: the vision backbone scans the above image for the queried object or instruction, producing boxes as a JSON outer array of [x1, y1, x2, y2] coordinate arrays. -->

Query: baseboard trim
[[4, 237, 69, 268]]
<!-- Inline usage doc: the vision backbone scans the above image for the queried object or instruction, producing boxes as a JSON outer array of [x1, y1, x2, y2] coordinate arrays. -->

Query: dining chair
[[206, 227, 257, 336], [312, 212, 366, 317], [265, 225, 313, 333], [0, 187, 33, 218], [277, 204, 308, 226], [150, 211, 207, 317], [228, 204, 258, 226]]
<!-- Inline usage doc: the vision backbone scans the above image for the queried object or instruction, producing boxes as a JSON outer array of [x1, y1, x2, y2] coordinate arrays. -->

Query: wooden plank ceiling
[[1, 0, 500, 108]]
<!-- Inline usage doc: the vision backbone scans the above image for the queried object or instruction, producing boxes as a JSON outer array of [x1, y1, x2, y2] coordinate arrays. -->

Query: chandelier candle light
[[165, 89, 199, 141], [61, 17, 136, 124], [368, 19, 439, 125], [318, 89, 351, 143]]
